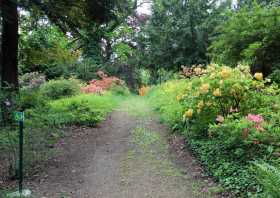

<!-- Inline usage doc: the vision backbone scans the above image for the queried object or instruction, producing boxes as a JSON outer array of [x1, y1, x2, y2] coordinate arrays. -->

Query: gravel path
[[28, 97, 220, 198]]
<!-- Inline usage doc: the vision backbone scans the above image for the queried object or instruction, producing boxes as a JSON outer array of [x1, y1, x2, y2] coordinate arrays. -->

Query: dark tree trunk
[[1, 0, 19, 89]]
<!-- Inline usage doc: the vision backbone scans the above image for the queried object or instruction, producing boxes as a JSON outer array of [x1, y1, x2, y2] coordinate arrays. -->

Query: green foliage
[[71, 59, 101, 81], [137, 0, 229, 72], [268, 69, 280, 85], [39, 78, 81, 100], [19, 25, 80, 78], [254, 162, 280, 198], [19, 89, 48, 110], [139, 69, 151, 86], [47, 92, 120, 126], [109, 84, 130, 96], [209, 3, 280, 75], [147, 80, 188, 129]]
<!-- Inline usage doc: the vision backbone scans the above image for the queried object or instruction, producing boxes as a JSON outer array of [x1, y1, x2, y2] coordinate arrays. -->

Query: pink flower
[[246, 114, 265, 132], [246, 114, 264, 123], [216, 115, 224, 123]]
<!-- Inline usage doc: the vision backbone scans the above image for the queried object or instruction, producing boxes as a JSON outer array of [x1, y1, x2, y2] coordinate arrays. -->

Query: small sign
[[15, 112, 24, 122]]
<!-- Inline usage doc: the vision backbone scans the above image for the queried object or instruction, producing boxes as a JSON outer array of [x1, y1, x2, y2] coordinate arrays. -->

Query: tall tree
[[0, 0, 133, 88], [137, 0, 229, 74], [1, 0, 19, 89]]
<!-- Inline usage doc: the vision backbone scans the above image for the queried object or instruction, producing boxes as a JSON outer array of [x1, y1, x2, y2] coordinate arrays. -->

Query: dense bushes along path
[[27, 97, 223, 198]]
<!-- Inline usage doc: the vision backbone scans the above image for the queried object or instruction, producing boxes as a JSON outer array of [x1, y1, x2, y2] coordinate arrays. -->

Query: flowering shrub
[[147, 64, 280, 196], [138, 86, 150, 96], [180, 64, 279, 137], [81, 71, 124, 94], [20, 72, 46, 89]]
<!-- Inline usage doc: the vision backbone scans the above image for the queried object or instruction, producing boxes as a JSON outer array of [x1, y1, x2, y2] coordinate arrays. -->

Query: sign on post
[[15, 111, 24, 122]]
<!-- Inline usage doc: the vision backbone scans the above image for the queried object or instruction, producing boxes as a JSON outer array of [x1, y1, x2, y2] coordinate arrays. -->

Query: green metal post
[[19, 116, 24, 195]]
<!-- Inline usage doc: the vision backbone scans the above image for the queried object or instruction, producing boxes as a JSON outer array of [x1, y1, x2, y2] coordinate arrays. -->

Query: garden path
[[28, 97, 219, 198]]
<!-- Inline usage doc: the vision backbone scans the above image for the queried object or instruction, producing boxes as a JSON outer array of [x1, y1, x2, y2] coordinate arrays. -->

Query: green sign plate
[[15, 112, 24, 122]]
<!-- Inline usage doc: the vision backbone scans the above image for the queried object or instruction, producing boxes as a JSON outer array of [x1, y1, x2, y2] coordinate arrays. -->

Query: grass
[[118, 95, 152, 118], [146, 80, 188, 129]]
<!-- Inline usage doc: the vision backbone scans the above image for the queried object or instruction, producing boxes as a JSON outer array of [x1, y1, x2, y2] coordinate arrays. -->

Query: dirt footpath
[[27, 97, 224, 198]]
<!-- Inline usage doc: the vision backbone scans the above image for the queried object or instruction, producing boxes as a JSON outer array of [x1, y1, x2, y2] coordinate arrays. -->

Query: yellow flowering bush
[[147, 64, 280, 196], [220, 67, 231, 79], [180, 64, 278, 136], [200, 83, 210, 94]]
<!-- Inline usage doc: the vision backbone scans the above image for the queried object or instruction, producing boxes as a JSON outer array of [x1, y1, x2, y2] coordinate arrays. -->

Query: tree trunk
[[1, 0, 19, 89]]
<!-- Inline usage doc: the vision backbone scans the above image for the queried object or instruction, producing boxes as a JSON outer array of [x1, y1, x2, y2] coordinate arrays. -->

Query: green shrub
[[110, 84, 130, 96], [47, 93, 119, 126], [71, 59, 100, 81], [268, 69, 280, 85], [147, 80, 187, 129], [254, 162, 280, 198], [19, 89, 48, 110], [40, 78, 81, 99]]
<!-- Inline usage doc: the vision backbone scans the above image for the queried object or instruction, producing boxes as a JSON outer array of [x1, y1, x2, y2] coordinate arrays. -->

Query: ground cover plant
[[147, 64, 280, 197]]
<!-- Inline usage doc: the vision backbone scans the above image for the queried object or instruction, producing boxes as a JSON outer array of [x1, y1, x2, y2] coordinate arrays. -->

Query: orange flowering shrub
[[139, 86, 150, 96], [81, 71, 124, 94]]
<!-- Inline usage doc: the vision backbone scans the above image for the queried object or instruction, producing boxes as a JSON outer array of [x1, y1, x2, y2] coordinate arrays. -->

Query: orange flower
[[139, 86, 149, 96]]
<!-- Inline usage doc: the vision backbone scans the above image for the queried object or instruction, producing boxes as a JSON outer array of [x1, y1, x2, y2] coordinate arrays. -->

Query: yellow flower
[[254, 72, 263, 81], [194, 67, 202, 75], [213, 88, 222, 97], [220, 68, 231, 79], [208, 64, 216, 72], [219, 80, 224, 85], [184, 109, 193, 118], [200, 83, 210, 94], [210, 73, 216, 79], [176, 95, 182, 101], [197, 101, 204, 109]]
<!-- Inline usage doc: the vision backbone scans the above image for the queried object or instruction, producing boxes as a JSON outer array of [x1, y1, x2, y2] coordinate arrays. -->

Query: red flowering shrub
[[81, 71, 124, 94]]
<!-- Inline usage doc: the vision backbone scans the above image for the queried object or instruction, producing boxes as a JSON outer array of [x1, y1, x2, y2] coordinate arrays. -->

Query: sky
[[137, 0, 238, 15], [137, 0, 152, 15]]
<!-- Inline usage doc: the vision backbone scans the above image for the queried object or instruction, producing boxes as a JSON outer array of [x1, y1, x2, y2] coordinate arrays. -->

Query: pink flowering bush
[[246, 114, 264, 123]]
